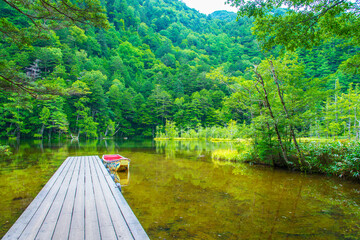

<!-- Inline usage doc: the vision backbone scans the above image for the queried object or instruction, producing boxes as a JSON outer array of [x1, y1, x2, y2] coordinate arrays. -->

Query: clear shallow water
[[0, 139, 359, 239]]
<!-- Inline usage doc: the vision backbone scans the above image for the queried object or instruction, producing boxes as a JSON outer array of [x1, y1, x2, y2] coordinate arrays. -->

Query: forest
[[1, 0, 360, 177]]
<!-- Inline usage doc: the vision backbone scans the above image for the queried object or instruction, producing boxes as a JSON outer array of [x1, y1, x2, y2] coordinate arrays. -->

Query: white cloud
[[181, 0, 238, 15]]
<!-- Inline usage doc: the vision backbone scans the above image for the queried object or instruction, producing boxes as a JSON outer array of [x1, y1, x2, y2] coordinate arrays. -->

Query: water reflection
[[155, 139, 238, 160], [0, 139, 359, 239], [113, 169, 130, 186], [128, 140, 360, 239]]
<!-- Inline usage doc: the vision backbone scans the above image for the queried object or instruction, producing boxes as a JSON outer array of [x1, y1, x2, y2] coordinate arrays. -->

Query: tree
[[228, 0, 360, 49], [0, 0, 110, 97], [210, 54, 325, 166], [36, 47, 63, 73], [1, 0, 109, 47], [148, 85, 172, 125], [36, 106, 50, 138], [164, 120, 178, 139], [73, 96, 98, 138], [228, 0, 360, 75]]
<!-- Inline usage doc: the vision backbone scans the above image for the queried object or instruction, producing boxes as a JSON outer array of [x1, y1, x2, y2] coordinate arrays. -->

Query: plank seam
[[67, 156, 82, 239], [90, 156, 120, 240], [33, 158, 77, 239], [93, 156, 144, 239], [49, 157, 80, 240], [87, 155, 102, 239], [18, 158, 74, 240]]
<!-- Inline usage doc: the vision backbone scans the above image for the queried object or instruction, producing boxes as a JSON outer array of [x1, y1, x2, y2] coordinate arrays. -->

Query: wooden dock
[[2, 156, 149, 240]]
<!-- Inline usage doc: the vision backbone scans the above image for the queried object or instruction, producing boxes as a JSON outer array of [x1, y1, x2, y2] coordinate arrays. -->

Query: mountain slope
[[0, 0, 357, 139]]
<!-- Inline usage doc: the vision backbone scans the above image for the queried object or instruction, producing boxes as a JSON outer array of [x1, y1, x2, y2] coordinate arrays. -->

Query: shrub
[[0, 145, 11, 156], [301, 141, 360, 179]]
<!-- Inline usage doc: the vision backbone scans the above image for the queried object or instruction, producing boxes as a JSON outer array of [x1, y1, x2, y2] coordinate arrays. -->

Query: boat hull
[[102, 155, 130, 172], [106, 159, 129, 172]]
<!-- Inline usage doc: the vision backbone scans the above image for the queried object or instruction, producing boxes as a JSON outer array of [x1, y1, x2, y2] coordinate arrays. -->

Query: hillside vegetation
[[0, 0, 357, 139], [1, 0, 360, 178]]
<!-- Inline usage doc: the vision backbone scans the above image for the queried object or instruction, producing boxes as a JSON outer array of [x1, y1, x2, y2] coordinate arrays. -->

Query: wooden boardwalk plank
[[84, 156, 101, 240], [2, 155, 149, 240], [88, 156, 118, 240], [90, 156, 134, 240], [52, 157, 82, 239], [18, 158, 75, 240], [35, 157, 80, 239], [69, 157, 86, 240], [2, 157, 72, 240], [93, 156, 149, 240]]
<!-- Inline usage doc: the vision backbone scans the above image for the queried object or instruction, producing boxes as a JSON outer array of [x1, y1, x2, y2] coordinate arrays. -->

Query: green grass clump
[[212, 149, 240, 161]]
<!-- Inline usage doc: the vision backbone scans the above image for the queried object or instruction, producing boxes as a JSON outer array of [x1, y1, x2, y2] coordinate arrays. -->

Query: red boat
[[102, 154, 130, 172]]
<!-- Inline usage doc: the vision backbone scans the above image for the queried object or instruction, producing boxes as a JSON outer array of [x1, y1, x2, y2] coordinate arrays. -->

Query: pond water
[[0, 139, 359, 239]]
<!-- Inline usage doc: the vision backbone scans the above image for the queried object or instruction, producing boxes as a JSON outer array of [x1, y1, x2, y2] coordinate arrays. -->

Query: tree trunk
[[113, 123, 122, 135], [253, 65, 290, 166], [16, 127, 20, 139], [269, 60, 303, 166], [265, 121, 274, 166], [104, 127, 109, 137], [325, 100, 329, 138], [354, 107, 358, 140], [348, 110, 351, 141], [40, 124, 45, 139], [335, 79, 338, 123], [317, 120, 320, 138]]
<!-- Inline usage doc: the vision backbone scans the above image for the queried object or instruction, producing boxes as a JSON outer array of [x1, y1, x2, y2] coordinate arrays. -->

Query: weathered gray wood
[[88, 156, 118, 240], [69, 156, 85, 240], [2, 157, 72, 240], [93, 156, 149, 240], [18, 158, 75, 240], [52, 157, 82, 239], [2, 155, 149, 240], [84, 156, 101, 240], [90, 156, 134, 240], [35, 157, 80, 240]]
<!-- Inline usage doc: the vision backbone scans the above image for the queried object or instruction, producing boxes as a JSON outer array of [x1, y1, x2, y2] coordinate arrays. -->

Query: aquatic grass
[[153, 137, 170, 140], [297, 138, 348, 143], [210, 138, 248, 142], [212, 141, 253, 162], [210, 138, 237, 142], [155, 137, 247, 142], [212, 149, 240, 161]]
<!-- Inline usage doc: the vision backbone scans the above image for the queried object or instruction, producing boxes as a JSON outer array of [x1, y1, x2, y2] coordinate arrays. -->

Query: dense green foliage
[[1, 0, 360, 179], [228, 0, 360, 74], [0, 0, 110, 97], [0, 0, 264, 139], [1, 0, 358, 141], [301, 141, 360, 178], [228, 0, 360, 47], [156, 52, 360, 178], [155, 119, 241, 140]]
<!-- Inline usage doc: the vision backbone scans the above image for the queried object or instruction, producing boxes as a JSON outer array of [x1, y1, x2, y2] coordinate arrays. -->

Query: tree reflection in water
[[0, 139, 359, 239]]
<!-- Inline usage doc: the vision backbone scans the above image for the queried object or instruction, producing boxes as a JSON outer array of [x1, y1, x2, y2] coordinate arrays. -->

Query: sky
[[181, 0, 238, 15]]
